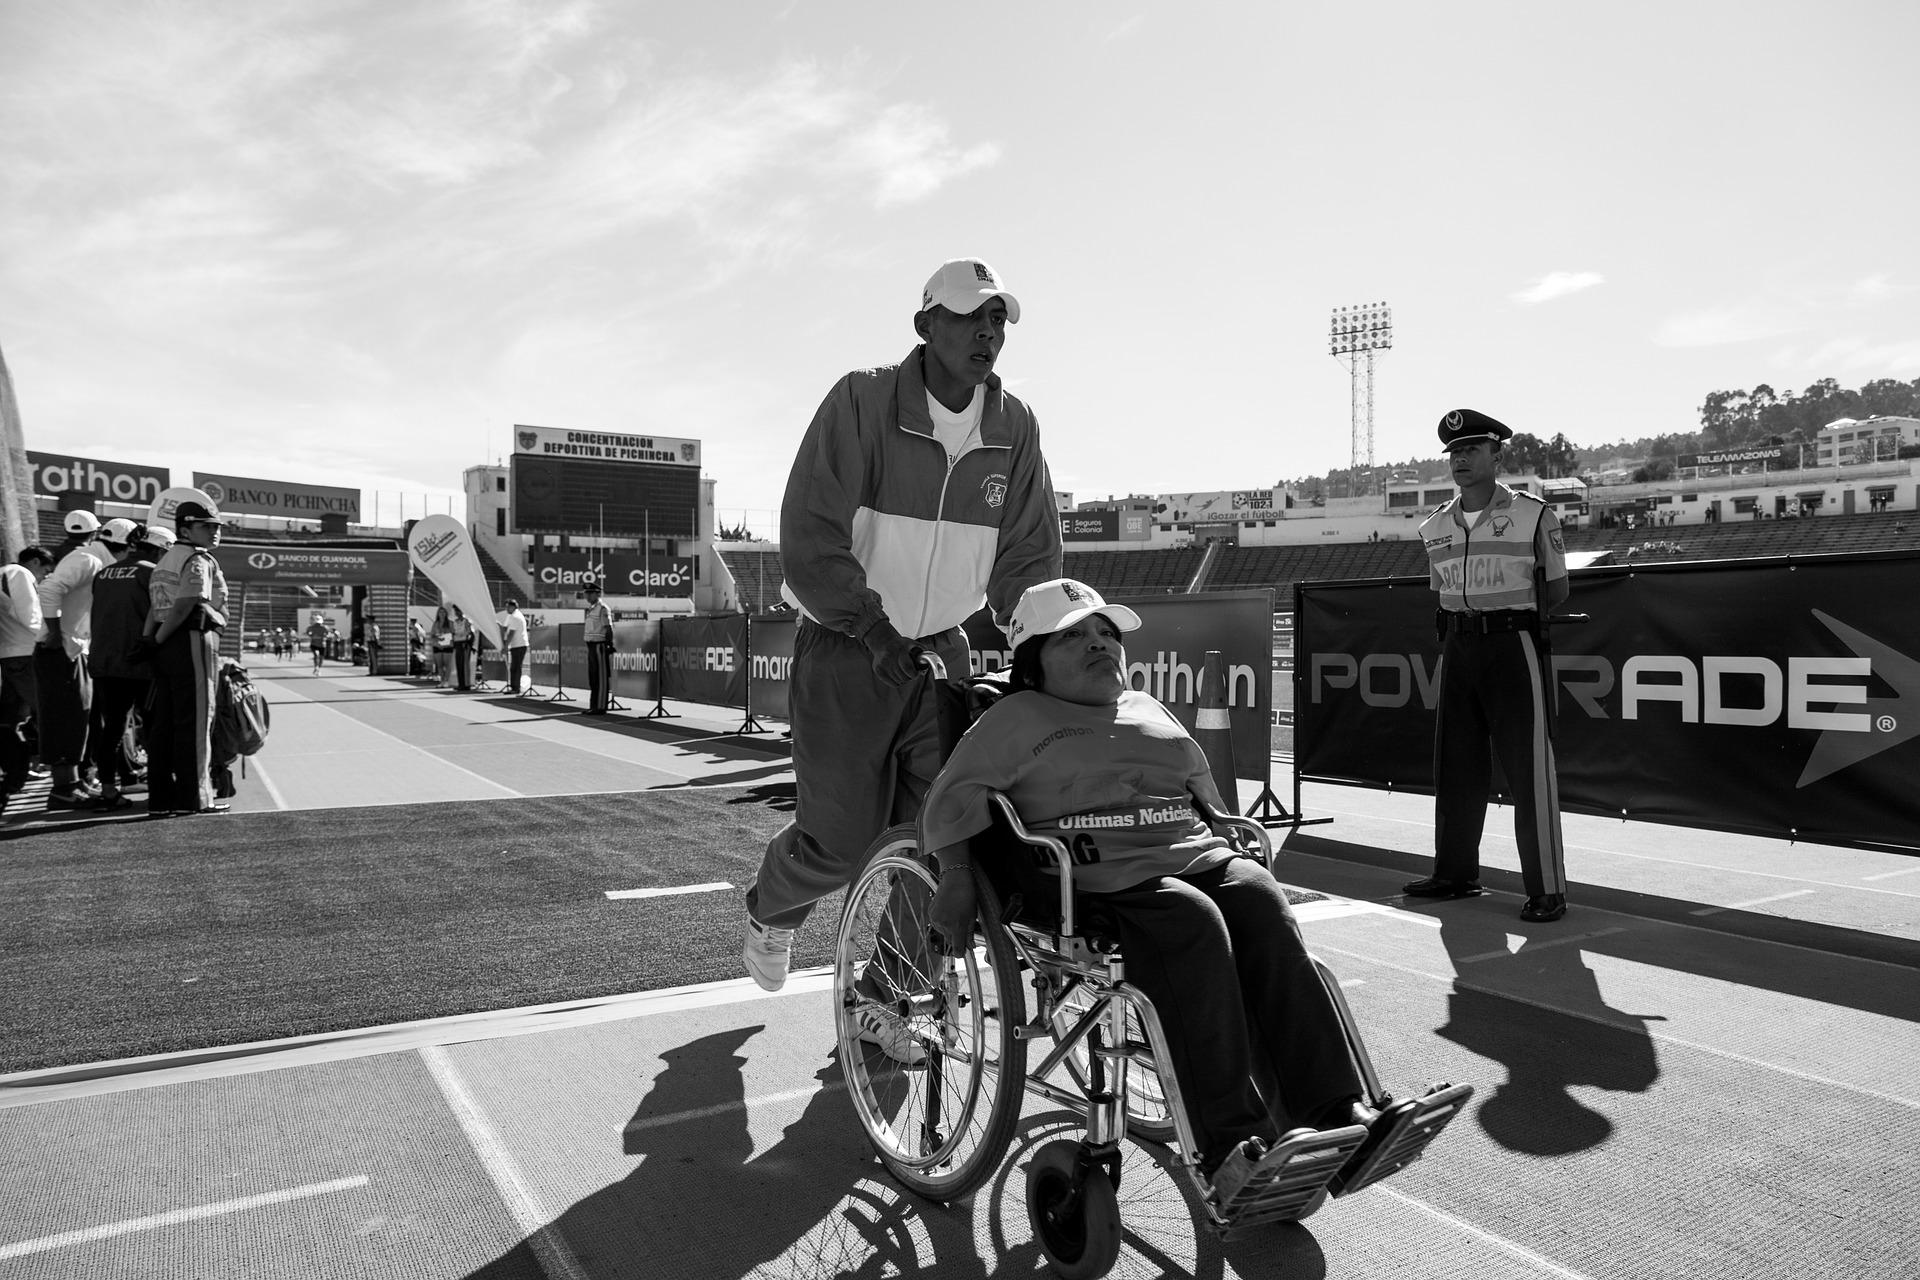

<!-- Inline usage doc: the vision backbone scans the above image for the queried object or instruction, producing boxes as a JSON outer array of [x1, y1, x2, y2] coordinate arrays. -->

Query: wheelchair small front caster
[[1027, 1139, 1122, 1279]]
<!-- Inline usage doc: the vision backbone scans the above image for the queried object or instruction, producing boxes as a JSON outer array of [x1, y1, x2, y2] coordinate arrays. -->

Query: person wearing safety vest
[[1405, 409, 1571, 923]]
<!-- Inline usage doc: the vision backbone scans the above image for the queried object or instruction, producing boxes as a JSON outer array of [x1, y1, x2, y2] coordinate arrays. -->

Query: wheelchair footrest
[[1213, 1125, 1368, 1234], [1329, 1083, 1475, 1197]]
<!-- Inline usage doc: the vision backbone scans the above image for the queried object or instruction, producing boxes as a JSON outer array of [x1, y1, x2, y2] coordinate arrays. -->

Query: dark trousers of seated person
[[1085, 858, 1363, 1171]]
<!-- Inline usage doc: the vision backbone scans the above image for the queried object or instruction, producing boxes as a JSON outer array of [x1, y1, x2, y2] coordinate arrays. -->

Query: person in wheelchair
[[921, 579, 1384, 1206]]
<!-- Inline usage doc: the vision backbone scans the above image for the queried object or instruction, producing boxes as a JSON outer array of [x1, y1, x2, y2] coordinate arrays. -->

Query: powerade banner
[[661, 614, 747, 707], [1294, 552, 1920, 853]]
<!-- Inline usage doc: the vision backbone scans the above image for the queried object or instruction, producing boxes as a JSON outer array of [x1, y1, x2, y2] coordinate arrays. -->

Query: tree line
[[1291, 376, 1920, 495]]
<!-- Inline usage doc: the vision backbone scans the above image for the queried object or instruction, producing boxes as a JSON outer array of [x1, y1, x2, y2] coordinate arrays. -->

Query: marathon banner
[[1294, 553, 1920, 853], [494, 618, 662, 701], [748, 614, 796, 720], [661, 614, 747, 707], [216, 545, 409, 586], [28, 450, 169, 505]]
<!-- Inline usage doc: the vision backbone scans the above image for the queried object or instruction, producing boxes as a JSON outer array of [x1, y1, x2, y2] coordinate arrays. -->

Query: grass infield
[[0, 789, 803, 1074]]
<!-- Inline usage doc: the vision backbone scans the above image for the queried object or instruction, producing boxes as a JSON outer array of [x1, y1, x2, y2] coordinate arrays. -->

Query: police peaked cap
[[1437, 408, 1513, 450]]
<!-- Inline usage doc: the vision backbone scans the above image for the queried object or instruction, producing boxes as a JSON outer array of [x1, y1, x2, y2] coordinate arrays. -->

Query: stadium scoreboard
[[510, 425, 702, 538]]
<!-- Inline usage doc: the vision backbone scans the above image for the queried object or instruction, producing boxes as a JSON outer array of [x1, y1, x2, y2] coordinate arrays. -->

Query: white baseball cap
[[141, 526, 177, 551], [99, 517, 139, 545], [920, 258, 1021, 323], [1006, 578, 1141, 650], [63, 509, 102, 534]]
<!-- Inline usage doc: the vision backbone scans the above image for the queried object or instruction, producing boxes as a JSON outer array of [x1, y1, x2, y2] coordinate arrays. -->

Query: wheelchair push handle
[[915, 650, 948, 681]]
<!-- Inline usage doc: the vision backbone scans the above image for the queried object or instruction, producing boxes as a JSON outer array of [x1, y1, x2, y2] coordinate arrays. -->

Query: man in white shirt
[[38, 510, 104, 807], [499, 599, 530, 694], [1, 545, 53, 809]]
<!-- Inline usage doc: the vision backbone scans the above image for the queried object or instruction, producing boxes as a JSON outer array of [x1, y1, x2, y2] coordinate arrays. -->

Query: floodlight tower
[[1329, 302, 1393, 495]]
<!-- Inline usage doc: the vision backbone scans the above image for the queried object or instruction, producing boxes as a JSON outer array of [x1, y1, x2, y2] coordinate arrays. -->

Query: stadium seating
[[1063, 546, 1207, 597], [1563, 510, 1920, 563], [715, 545, 788, 614]]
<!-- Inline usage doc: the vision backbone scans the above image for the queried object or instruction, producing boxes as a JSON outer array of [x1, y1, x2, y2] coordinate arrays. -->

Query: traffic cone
[[1195, 650, 1240, 815]]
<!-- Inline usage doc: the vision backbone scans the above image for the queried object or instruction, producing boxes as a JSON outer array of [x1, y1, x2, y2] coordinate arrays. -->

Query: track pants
[[149, 630, 221, 813], [1088, 859, 1363, 1170], [1431, 628, 1568, 899], [746, 620, 969, 932], [586, 641, 611, 710], [90, 675, 150, 790], [33, 645, 92, 787], [0, 655, 37, 789]]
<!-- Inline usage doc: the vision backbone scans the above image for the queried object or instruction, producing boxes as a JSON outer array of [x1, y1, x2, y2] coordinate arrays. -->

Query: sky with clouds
[[3, 0, 1915, 528]]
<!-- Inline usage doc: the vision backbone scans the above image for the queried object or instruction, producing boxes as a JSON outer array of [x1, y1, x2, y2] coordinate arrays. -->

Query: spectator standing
[[86, 520, 160, 809], [306, 613, 328, 673], [449, 603, 474, 690], [741, 256, 1062, 993], [581, 584, 613, 713], [430, 604, 454, 687], [145, 497, 232, 817], [1, 546, 53, 814], [499, 599, 529, 694], [37, 510, 104, 808], [365, 615, 381, 674], [1405, 409, 1571, 923]]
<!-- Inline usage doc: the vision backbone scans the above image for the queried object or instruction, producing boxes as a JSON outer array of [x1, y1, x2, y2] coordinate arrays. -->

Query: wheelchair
[[832, 694, 1472, 1278]]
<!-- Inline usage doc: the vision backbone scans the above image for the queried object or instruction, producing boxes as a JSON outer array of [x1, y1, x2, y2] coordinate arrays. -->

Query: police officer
[[146, 496, 232, 817], [1405, 409, 1570, 923], [581, 583, 613, 714]]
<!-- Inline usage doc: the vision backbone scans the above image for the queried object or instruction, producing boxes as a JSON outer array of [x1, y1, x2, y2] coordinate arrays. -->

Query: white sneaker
[[742, 915, 795, 992], [855, 1007, 927, 1066]]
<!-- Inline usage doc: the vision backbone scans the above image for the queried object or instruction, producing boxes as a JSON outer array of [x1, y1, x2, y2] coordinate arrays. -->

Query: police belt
[[1438, 609, 1538, 636]]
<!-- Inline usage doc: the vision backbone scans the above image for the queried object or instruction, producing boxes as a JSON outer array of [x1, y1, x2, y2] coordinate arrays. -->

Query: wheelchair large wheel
[[1051, 983, 1177, 1145], [1026, 1139, 1123, 1280], [835, 825, 1027, 1202]]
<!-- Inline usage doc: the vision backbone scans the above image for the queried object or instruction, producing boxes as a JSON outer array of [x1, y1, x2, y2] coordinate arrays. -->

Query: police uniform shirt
[[149, 543, 228, 622], [583, 600, 613, 642], [1418, 483, 1567, 614]]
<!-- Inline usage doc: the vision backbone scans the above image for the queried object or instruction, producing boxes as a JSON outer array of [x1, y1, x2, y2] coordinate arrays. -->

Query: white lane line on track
[[1313, 939, 1920, 1110], [420, 1045, 587, 1280], [1689, 888, 1817, 916], [0, 971, 839, 1109], [1373, 1184, 1600, 1280], [1861, 864, 1920, 882], [1456, 927, 1627, 965], [0, 1176, 369, 1261], [605, 882, 733, 900], [247, 757, 289, 810], [622, 1081, 849, 1136]]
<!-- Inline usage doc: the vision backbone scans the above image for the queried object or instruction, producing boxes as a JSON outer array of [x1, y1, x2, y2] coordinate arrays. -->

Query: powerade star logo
[[1797, 610, 1920, 786], [248, 552, 277, 570]]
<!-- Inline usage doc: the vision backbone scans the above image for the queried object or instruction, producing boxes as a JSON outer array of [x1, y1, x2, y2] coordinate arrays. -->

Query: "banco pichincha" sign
[[194, 472, 362, 521]]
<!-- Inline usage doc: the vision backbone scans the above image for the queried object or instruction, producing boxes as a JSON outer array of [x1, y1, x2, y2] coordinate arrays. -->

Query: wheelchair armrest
[[1193, 799, 1274, 866], [986, 793, 1084, 939]]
